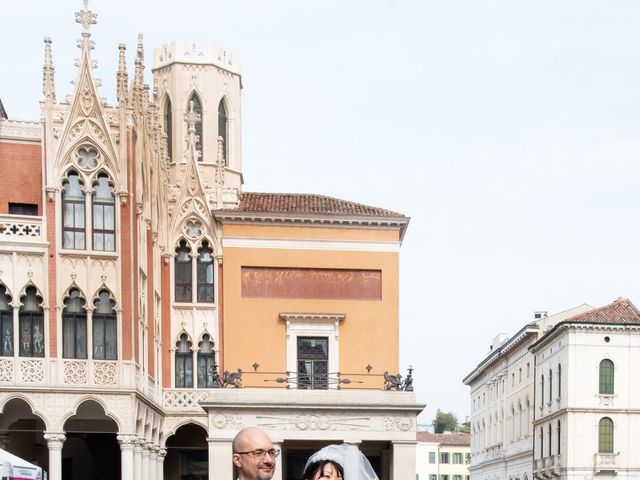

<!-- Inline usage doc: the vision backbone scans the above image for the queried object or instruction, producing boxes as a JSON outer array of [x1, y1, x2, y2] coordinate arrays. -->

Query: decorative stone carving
[[20, 359, 44, 383], [212, 413, 244, 429], [64, 360, 88, 384], [94, 361, 117, 385], [257, 414, 371, 431], [163, 389, 209, 409], [383, 416, 413, 431], [0, 359, 13, 382]]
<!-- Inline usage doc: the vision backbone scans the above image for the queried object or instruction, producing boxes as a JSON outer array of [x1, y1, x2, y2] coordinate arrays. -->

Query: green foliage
[[433, 409, 459, 433]]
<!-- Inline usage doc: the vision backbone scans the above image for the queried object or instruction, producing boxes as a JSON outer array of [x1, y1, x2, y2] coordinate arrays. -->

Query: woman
[[302, 444, 378, 480]]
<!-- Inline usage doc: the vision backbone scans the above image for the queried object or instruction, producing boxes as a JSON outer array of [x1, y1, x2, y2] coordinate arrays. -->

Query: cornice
[[0, 119, 43, 142]]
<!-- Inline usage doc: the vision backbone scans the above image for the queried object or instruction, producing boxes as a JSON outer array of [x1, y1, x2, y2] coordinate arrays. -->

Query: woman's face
[[312, 462, 342, 480]]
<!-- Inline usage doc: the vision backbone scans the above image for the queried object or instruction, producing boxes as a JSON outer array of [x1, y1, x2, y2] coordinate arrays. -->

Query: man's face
[[233, 430, 276, 480]]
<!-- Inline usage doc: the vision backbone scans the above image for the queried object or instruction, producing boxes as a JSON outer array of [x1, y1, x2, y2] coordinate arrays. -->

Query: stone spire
[[42, 37, 56, 101], [130, 33, 146, 113], [214, 136, 226, 208], [75, 0, 97, 55], [183, 101, 201, 164], [116, 44, 128, 105]]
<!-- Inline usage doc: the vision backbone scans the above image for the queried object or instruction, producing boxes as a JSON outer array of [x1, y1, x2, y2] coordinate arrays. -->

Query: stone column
[[156, 448, 167, 480], [272, 441, 283, 480], [149, 445, 157, 480], [142, 442, 151, 480], [208, 438, 233, 480], [134, 438, 144, 480], [43, 432, 66, 480], [391, 440, 417, 480], [117, 434, 137, 480]]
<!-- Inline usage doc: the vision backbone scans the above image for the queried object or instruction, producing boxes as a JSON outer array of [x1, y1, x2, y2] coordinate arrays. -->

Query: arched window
[[0, 285, 13, 356], [548, 423, 552, 456], [599, 359, 614, 394], [62, 171, 85, 249], [197, 240, 214, 303], [19, 287, 44, 357], [93, 290, 116, 360], [598, 417, 614, 453], [175, 240, 192, 303], [164, 98, 172, 162], [541, 374, 545, 405], [539, 426, 544, 458], [558, 364, 562, 397], [189, 94, 203, 162], [556, 420, 561, 455], [197, 334, 217, 388], [175, 334, 193, 388], [62, 289, 87, 359], [92, 173, 115, 251], [218, 99, 228, 165], [549, 369, 553, 402]]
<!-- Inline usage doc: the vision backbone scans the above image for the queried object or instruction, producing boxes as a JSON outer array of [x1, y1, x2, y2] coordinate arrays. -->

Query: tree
[[433, 409, 459, 433]]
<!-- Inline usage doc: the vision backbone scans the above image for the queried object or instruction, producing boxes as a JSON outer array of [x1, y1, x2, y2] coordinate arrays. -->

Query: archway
[[0, 398, 47, 470], [165, 423, 208, 480], [62, 400, 119, 480]]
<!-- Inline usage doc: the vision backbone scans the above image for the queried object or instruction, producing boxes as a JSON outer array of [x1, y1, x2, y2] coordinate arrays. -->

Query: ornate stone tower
[[152, 41, 243, 210]]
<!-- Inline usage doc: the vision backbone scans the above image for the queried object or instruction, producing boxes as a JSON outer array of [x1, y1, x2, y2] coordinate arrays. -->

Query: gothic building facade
[[0, 3, 421, 480]]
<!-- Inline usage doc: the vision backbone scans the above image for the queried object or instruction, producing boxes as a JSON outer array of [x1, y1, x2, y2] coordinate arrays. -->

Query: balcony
[[0, 214, 46, 245], [533, 455, 561, 479], [595, 452, 619, 472]]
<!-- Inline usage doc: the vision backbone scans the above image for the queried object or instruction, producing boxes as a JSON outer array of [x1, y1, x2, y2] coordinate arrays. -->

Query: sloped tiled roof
[[417, 432, 470, 445], [564, 298, 640, 325], [232, 192, 405, 218]]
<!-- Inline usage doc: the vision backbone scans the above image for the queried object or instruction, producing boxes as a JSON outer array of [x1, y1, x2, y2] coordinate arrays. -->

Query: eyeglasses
[[236, 449, 280, 459]]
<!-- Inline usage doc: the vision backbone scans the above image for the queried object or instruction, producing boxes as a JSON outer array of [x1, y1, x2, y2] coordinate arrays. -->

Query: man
[[232, 427, 278, 480]]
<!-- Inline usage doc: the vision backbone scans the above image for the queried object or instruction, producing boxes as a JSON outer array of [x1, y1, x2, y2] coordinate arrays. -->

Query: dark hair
[[303, 460, 344, 480]]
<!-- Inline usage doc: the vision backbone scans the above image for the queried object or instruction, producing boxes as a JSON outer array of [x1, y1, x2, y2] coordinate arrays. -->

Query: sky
[[2, 0, 640, 425]]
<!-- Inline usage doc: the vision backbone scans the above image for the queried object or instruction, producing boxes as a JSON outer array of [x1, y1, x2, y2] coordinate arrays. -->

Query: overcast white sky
[[2, 1, 640, 425]]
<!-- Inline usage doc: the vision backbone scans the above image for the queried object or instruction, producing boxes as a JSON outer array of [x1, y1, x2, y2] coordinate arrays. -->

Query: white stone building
[[416, 432, 470, 480], [529, 298, 640, 480], [463, 306, 591, 480]]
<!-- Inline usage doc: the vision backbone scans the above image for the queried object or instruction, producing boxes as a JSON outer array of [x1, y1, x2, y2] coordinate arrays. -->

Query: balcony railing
[[595, 452, 618, 472], [533, 454, 561, 479], [0, 215, 45, 243]]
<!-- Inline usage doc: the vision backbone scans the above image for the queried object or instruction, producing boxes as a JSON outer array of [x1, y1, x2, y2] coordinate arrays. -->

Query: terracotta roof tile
[[229, 192, 405, 218], [564, 298, 640, 325], [416, 432, 470, 445]]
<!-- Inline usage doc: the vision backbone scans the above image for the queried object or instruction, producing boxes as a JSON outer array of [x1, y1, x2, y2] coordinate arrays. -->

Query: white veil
[[303, 444, 378, 480]]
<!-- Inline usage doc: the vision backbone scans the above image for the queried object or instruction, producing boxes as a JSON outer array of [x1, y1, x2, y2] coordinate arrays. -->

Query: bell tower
[[153, 41, 243, 209]]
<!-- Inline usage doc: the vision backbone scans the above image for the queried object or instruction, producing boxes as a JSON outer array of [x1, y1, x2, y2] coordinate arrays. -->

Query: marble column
[[117, 434, 137, 480], [391, 440, 417, 480], [149, 445, 157, 480], [156, 448, 167, 480], [208, 438, 233, 480], [142, 442, 151, 480], [43, 432, 65, 480], [272, 441, 283, 480], [134, 439, 144, 480]]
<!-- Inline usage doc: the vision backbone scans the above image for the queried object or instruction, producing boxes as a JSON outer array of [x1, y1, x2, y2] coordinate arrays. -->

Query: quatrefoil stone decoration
[[76, 145, 99, 169], [184, 220, 203, 239]]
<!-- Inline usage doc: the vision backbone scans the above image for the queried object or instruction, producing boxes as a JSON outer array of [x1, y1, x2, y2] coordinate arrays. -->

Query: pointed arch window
[[197, 240, 214, 303], [92, 173, 115, 251], [197, 334, 218, 388], [218, 99, 228, 165], [175, 334, 193, 388], [175, 240, 192, 303], [598, 417, 614, 453], [164, 98, 173, 162], [541, 374, 545, 405], [556, 420, 561, 455], [599, 359, 614, 394], [0, 286, 13, 356], [547, 423, 552, 456], [93, 290, 117, 360], [549, 369, 553, 402], [189, 94, 203, 162], [62, 171, 85, 249], [19, 287, 44, 357], [62, 289, 87, 359]]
